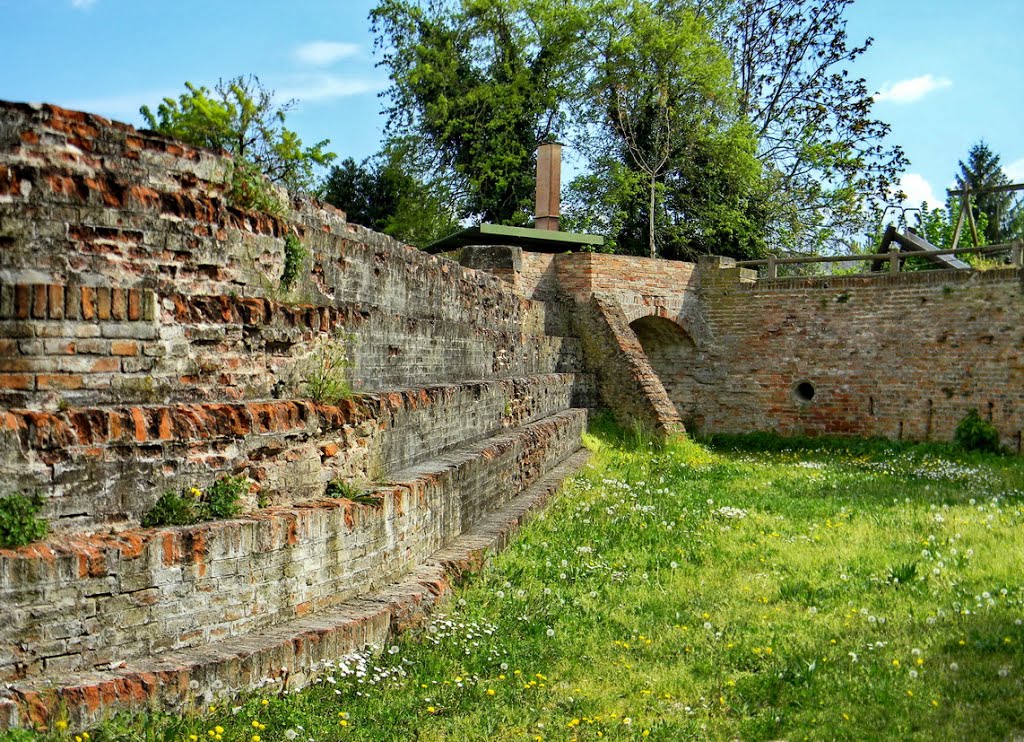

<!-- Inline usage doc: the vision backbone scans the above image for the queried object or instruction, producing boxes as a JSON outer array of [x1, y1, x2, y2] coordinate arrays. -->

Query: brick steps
[[0, 448, 590, 731], [0, 409, 586, 703], [0, 283, 582, 411], [0, 372, 594, 528]]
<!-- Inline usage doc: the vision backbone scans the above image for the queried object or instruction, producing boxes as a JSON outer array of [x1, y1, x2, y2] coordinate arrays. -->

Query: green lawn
[[16, 422, 1024, 741]]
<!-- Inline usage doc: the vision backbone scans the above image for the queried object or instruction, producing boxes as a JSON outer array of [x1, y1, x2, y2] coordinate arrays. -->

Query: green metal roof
[[425, 223, 604, 253]]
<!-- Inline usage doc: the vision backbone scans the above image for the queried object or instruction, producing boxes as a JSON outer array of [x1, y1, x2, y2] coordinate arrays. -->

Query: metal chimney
[[534, 142, 562, 231]]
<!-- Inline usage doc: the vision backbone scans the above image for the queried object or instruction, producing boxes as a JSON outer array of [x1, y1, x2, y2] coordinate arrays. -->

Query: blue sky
[[2, 0, 1022, 222]]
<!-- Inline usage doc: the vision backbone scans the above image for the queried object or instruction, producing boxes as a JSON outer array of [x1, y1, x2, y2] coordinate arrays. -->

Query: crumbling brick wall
[[0, 101, 590, 528]]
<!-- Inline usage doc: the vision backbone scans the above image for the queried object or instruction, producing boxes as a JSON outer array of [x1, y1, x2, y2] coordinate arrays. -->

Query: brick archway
[[628, 314, 698, 427]]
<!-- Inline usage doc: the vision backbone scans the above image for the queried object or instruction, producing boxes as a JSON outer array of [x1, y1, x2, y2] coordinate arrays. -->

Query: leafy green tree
[[913, 199, 988, 251], [370, 0, 589, 225], [567, 1, 768, 260], [141, 76, 335, 212], [724, 0, 908, 252], [320, 144, 459, 247], [371, 0, 901, 260], [955, 141, 1022, 244]]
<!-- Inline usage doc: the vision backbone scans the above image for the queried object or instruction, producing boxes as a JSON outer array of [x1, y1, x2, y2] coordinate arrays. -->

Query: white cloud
[[875, 74, 952, 104], [898, 173, 940, 209], [276, 74, 384, 103], [71, 0, 97, 8], [294, 41, 360, 67], [1003, 157, 1024, 184]]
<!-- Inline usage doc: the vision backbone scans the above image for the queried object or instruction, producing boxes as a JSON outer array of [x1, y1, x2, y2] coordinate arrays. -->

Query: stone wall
[[1, 96, 1021, 730], [516, 250, 697, 304]]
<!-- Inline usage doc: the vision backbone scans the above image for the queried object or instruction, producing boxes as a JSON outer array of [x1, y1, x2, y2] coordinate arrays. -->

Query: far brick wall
[[668, 267, 1024, 450]]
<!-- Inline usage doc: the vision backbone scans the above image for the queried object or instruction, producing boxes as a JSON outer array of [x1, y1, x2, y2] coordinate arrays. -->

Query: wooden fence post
[[766, 255, 778, 279], [889, 249, 901, 273]]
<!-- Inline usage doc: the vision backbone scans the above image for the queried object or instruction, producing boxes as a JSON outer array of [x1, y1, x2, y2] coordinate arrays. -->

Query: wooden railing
[[736, 241, 1024, 278]]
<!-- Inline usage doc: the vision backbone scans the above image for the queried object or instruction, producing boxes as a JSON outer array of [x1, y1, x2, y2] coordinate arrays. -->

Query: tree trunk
[[649, 176, 656, 259]]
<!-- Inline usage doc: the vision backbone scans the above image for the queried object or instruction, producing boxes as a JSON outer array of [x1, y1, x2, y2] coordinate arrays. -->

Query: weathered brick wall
[[0, 102, 589, 527], [665, 262, 1024, 449], [0, 409, 584, 684], [515, 251, 697, 304], [0, 101, 593, 725]]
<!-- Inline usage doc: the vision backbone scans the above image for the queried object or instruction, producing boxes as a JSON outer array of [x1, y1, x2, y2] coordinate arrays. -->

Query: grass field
[[12, 421, 1024, 741]]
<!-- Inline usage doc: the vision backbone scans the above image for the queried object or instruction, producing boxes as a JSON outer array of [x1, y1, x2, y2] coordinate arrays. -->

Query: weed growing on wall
[[141, 476, 249, 528], [954, 409, 1003, 453], [71, 426, 1023, 740], [0, 493, 48, 548], [280, 233, 308, 291], [325, 480, 382, 507], [230, 159, 286, 216], [303, 332, 354, 404]]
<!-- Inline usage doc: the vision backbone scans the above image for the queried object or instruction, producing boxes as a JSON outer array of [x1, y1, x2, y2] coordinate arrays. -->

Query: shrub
[[142, 476, 249, 528], [0, 493, 49, 548], [954, 409, 1002, 453], [281, 233, 308, 291], [304, 332, 354, 404], [141, 76, 334, 214]]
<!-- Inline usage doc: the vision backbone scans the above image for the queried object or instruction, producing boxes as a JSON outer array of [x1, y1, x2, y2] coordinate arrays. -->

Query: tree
[[320, 143, 459, 247], [913, 199, 988, 252], [955, 141, 1022, 244], [370, 0, 589, 225], [371, 0, 901, 260], [141, 76, 335, 212], [567, 0, 768, 261], [724, 0, 908, 252]]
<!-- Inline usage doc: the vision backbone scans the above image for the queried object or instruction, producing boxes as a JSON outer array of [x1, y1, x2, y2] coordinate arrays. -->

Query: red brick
[[89, 357, 120, 373], [110, 340, 138, 356], [127, 289, 142, 321], [47, 285, 64, 319], [14, 284, 30, 319], [64, 285, 81, 320], [130, 408, 147, 441], [96, 287, 111, 320], [80, 286, 96, 320], [32, 285, 48, 318], [36, 374, 83, 390], [0, 373, 33, 390], [111, 288, 127, 320], [157, 409, 173, 440]]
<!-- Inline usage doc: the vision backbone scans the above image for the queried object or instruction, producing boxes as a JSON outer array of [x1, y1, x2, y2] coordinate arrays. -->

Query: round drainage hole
[[794, 381, 816, 403]]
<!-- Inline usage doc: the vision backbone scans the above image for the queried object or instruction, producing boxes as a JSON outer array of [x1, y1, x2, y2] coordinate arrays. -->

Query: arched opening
[[629, 315, 698, 429]]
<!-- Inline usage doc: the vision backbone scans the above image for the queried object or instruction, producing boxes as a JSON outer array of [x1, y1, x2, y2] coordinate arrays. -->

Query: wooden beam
[[964, 193, 980, 247], [950, 200, 966, 249], [948, 182, 1024, 197]]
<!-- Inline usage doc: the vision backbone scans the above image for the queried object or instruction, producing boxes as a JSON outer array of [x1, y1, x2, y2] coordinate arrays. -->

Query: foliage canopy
[[141, 76, 335, 212], [370, 0, 906, 258]]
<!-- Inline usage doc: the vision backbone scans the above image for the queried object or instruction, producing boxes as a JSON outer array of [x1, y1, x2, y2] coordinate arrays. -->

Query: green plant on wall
[[141, 476, 249, 528], [954, 409, 1002, 454], [303, 331, 354, 404], [280, 233, 308, 291], [325, 480, 381, 507], [0, 493, 49, 548]]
